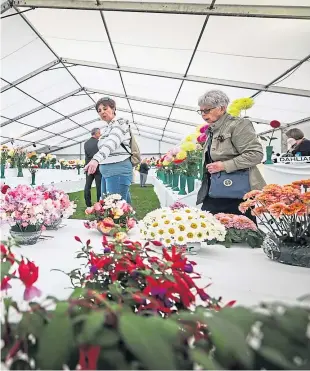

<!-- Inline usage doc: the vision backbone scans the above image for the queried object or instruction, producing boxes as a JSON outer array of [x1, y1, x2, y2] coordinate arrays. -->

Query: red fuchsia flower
[[18, 260, 41, 301], [1, 275, 12, 291], [78, 345, 101, 370], [1, 244, 15, 264], [88, 252, 112, 273], [173, 159, 185, 164], [270, 120, 281, 129]]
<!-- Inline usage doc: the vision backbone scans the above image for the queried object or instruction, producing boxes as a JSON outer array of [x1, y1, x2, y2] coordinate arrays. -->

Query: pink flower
[[23, 286, 42, 301], [197, 133, 207, 143], [85, 207, 94, 215], [121, 202, 132, 213], [127, 218, 136, 229], [171, 147, 180, 156], [200, 124, 209, 133], [93, 203, 101, 212]]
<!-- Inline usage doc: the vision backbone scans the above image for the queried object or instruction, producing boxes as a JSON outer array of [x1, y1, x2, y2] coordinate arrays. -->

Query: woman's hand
[[206, 161, 225, 174], [84, 159, 98, 174]]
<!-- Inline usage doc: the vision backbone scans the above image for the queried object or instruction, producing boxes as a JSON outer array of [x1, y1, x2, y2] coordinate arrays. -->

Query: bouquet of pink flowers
[[84, 194, 136, 236], [215, 213, 265, 248], [0, 184, 46, 232], [37, 185, 76, 221]]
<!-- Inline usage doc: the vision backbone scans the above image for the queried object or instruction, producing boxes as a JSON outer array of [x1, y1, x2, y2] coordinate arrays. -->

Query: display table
[[263, 163, 310, 185], [1, 220, 309, 310], [2, 169, 87, 193], [153, 177, 202, 208]]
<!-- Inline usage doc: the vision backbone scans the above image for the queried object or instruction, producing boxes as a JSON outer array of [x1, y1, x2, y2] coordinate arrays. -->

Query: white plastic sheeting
[[1, 1, 310, 155]]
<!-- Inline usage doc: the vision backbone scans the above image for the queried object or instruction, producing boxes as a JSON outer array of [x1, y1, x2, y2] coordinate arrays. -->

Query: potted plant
[[37, 185, 76, 230], [13, 147, 26, 177], [0, 185, 45, 245], [215, 213, 265, 248], [239, 180, 310, 267], [84, 194, 136, 237], [0, 145, 9, 179], [139, 206, 226, 254], [50, 155, 57, 168]]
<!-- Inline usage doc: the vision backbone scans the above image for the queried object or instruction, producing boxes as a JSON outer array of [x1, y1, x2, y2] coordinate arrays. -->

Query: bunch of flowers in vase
[[84, 194, 136, 238], [13, 147, 27, 177], [139, 206, 226, 254], [38, 153, 46, 168], [36, 185, 76, 229], [50, 154, 57, 168], [0, 184, 46, 244], [0, 145, 9, 178], [27, 151, 40, 185], [215, 213, 265, 248], [76, 159, 85, 174], [239, 180, 310, 267], [7, 148, 15, 168]]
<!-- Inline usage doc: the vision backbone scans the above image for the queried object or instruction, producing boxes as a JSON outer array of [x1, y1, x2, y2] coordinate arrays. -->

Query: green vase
[[31, 172, 36, 186], [78, 167, 81, 175], [265, 145, 274, 165], [52, 163, 55, 169], [1, 164, 5, 179], [163, 172, 168, 185], [187, 176, 195, 193], [172, 173, 180, 191], [17, 166, 23, 177], [198, 161, 203, 180], [168, 172, 173, 188], [178, 174, 187, 195]]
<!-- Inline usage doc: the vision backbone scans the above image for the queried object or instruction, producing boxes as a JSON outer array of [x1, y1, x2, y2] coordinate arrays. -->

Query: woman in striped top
[[84, 97, 133, 203]]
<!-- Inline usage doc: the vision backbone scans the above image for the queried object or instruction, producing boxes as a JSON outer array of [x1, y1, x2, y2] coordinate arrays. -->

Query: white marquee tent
[[1, 0, 310, 157]]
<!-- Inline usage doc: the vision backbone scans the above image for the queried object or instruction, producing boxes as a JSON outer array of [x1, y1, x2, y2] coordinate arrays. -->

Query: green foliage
[[223, 228, 265, 248], [2, 293, 310, 370]]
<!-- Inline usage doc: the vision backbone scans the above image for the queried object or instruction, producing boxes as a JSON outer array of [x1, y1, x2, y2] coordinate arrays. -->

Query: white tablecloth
[[1, 220, 309, 311], [2, 169, 88, 193], [263, 163, 310, 185], [153, 177, 202, 208]]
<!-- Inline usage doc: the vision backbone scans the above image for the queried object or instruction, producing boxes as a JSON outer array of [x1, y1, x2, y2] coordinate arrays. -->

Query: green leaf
[[260, 136, 267, 141], [3, 297, 19, 313], [77, 311, 105, 345], [70, 287, 84, 299], [1, 261, 11, 280], [258, 346, 293, 369], [206, 313, 253, 369], [96, 328, 120, 347], [190, 349, 222, 370], [37, 302, 73, 370], [18, 312, 45, 338], [119, 313, 177, 369]]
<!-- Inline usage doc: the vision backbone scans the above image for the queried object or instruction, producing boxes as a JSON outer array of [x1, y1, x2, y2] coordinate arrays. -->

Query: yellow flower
[[8, 150, 15, 157], [163, 160, 170, 166], [187, 232, 194, 239], [112, 208, 124, 219], [115, 232, 127, 242], [177, 235, 185, 243], [181, 141, 196, 152], [176, 150, 187, 160], [228, 107, 241, 117], [174, 216, 182, 221], [190, 222, 198, 229], [178, 224, 186, 232], [158, 229, 165, 235], [185, 134, 197, 142], [152, 222, 159, 227], [168, 227, 176, 235]]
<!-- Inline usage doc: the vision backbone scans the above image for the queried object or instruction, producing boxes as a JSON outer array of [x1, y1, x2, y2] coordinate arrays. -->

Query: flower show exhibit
[[1, 93, 310, 370]]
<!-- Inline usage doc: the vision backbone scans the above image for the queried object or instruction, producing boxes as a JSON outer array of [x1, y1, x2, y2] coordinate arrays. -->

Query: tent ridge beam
[[66, 58, 310, 97], [12, 1, 310, 19]]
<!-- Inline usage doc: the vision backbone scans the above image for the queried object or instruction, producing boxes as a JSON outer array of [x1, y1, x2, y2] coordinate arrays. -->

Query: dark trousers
[[84, 171, 102, 207]]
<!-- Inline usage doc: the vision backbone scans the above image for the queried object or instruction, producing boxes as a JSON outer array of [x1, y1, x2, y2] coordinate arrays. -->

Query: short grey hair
[[286, 128, 304, 140], [198, 90, 230, 108], [91, 128, 100, 136]]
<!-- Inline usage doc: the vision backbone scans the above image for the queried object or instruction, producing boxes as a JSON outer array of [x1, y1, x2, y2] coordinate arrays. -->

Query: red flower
[[79, 345, 101, 370], [1, 184, 10, 194], [270, 120, 280, 129], [74, 236, 82, 242], [18, 260, 41, 300], [1, 276, 12, 291], [1, 244, 15, 264]]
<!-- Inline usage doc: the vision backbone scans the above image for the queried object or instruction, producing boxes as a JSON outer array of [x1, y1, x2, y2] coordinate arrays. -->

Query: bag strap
[[118, 119, 132, 155]]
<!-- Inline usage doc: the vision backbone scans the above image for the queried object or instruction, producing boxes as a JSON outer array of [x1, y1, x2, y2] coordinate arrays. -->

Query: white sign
[[279, 156, 310, 162]]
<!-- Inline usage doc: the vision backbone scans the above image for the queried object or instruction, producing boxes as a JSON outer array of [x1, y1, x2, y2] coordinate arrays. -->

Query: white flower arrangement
[[139, 207, 226, 247]]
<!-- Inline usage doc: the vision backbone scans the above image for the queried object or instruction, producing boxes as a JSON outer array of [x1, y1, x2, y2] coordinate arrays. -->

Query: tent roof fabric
[[1, 0, 310, 153]]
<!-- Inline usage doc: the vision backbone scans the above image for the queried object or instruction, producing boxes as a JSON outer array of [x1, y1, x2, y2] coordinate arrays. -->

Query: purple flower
[[104, 247, 111, 253], [184, 263, 193, 273], [151, 287, 166, 296], [90, 265, 98, 274], [164, 298, 173, 308]]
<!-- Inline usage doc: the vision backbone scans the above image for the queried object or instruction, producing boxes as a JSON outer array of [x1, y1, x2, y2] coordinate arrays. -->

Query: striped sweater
[[93, 117, 131, 165]]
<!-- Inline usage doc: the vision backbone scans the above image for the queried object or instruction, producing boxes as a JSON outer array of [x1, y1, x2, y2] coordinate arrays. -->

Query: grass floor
[[68, 184, 160, 221]]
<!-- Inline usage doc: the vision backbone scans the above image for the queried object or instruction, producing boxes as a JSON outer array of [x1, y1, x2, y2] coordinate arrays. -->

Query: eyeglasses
[[197, 107, 216, 115]]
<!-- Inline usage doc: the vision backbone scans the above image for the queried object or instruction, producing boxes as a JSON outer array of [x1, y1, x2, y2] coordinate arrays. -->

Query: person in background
[[84, 128, 102, 207], [196, 90, 265, 222], [285, 128, 310, 156], [139, 159, 149, 187], [84, 97, 133, 203]]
